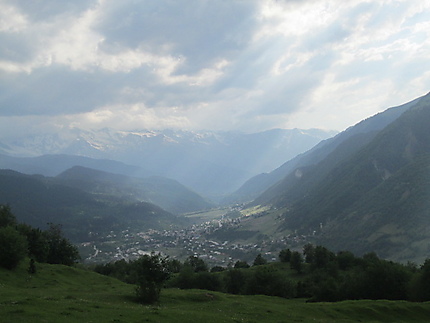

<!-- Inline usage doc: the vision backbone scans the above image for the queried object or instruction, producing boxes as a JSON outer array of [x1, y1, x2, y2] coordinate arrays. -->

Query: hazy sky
[[1, 0, 430, 136]]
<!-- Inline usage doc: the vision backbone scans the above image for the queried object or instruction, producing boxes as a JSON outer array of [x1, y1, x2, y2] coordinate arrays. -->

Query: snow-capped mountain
[[0, 128, 336, 199]]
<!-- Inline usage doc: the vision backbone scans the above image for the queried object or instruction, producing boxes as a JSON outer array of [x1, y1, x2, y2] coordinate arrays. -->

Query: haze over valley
[[1, 93, 430, 266], [2, 0, 430, 267]]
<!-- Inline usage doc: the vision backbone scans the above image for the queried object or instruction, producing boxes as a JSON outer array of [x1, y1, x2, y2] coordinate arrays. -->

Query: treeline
[[0, 204, 80, 271], [94, 244, 430, 303]]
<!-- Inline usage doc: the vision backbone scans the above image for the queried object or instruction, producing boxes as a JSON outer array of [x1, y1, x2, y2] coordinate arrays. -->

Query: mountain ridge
[[0, 168, 190, 242], [0, 128, 336, 199], [56, 165, 214, 214], [250, 92, 430, 263], [230, 94, 424, 204]]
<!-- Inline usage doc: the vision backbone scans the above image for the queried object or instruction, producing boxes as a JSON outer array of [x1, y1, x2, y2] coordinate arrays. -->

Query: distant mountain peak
[[0, 128, 336, 198]]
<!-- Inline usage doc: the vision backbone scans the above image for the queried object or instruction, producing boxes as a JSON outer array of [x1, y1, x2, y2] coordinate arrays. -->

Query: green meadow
[[1, 261, 430, 323]]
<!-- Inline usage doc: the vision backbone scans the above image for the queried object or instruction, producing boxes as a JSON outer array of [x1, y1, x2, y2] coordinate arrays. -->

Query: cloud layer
[[1, 0, 430, 136]]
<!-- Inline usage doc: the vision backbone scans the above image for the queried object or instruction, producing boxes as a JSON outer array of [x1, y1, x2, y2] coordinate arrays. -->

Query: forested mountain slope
[[0, 169, 187, 242], [255, 92, 430, 263], [56, 166, 213, 214], [230, 95, 422, 204]]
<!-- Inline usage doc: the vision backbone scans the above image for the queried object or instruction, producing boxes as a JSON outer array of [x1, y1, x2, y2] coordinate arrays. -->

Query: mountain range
[[231, 96, 421, 203], [240, 92, 430, 263], [56, 166, 213, 215], [0, 168, 193, 242], [0, 128, 336, 199], [2, 92, 430, 264]]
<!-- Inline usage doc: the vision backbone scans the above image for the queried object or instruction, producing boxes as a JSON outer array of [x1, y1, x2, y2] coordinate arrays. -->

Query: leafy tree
[[303, 243, 315, 264], [310, 275, 340, 302], [0, 204, 16, 228], [94, 259, 136, 283], [341, 256, 410, 300], [253, 253, 267, 266], [279, 248, 292, 263], [176, 265, 195, 289], [224, 269, 246, 294], [234, 260, 250, 269], [194, 271, 222, 291], [18, 224, 49, 263], [184, 255, 208, 272], [418, 259, 430, 301], [210, 265, 225, 272], [44, 223, 80, 266], [312, 246, 335, 269], [0, 226, 27, 270], [409, 259, 430, 301], [134, 253, 170, 304], [246, 266, 295, 298], [362, 252, 379, 263], [166, 258, 182, 273], [290, 251, 303, 273], [336, 250, 356, 270]]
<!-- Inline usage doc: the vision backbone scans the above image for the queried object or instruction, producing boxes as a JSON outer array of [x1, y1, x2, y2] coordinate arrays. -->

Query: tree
[[211, 265, 225, 272], [176, 265, 195, 289], [310, 275, 340, 302], [303, 243, 315, 264], [234, 260, 250, 269], [312, 246, 335, 270], [336, 251, 356, 271], [134, 253, 170, 304], [44, 223, 80, 266], [18, 224, 49, 263], [279, 248, 292, 263], [184, 255, 208, 272], [166, 258, 182, 273], [253, 254, 267, 266], [290, 251, 303, 273], [194, 271, 222, 291], [373, 262, 408, 300], [246, 266, 295, 298], [224, 268, 246, 294], [94, 259, 135, 283], [0, 226, 28, 270], [410, 259, 430, 301], [0, 204, 16, 228]]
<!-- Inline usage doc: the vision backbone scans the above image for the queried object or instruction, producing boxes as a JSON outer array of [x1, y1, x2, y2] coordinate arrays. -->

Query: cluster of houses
[[82, 210, 313, 266]]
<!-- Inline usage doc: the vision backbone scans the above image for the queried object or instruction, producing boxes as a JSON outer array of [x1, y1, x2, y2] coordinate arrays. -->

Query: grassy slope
[[2, 262, 430, 322]]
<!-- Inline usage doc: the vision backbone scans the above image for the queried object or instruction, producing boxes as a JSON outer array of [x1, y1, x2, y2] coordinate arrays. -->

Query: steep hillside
[[319, 155, 430, 262], [257, 92, 430, 262], [56, 166, 213, 214], [230, 96, 422, 203], [0, 170, 187, 242]]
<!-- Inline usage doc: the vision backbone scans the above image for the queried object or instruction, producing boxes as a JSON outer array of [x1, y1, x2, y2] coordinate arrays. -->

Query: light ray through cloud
[[1, 0, 430, 136]]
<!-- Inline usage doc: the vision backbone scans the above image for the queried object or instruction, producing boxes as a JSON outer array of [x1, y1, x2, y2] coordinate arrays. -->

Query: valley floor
[[79, 206, 313, 267]]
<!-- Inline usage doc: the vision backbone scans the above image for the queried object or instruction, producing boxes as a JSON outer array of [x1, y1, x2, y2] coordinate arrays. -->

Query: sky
[[1, 0, 430, 137]]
